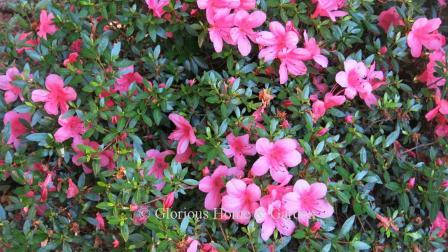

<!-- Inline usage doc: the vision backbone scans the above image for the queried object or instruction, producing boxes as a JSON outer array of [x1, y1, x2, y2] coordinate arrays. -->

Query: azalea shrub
[[1, 0, 448, 251]]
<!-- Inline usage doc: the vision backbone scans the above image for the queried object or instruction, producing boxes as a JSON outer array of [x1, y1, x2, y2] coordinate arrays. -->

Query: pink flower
[[431, 211, 448, 237], [407, 18, 446, 58], [251, 138, 301, 184], [163, 192, 175, 210], [311, 93, 346, 121], [207, 9, 235, 53], [377, 7, 404, 32], [282, 179, 334, 226], [31, 74, 77, 115], [54, 116, 87, 143], [254, 187, 295, 240], [439, 0, 447, 7], [406, 177, 415, 190], [39, 173, 56, 202], [278, 48, 308, 84], [70, 39, 83, 52], [186, 237, 200, 252], [221, 179, 261, 224], [113, 239, 120, 248], [301, 31, 328, 68], [257, 21, 299, 62], [236, 0, 256, 10], [37, 10, 58, 39], [66, 178, 79, 199], [335, 59, 372, 100], [114, 66, 143, 93], [145, 149, 174, 189], [425, 89, 448, 121], [132, 205, 149, 225], [230, 10, 266, 56], [16, 32, 38, 54], [0, 67, 24, 104], [72, 139, 115, 173], [310, 221, 321, 233], [418, 50, 446, 88], [197, 0, 240, 11], [223, 133, 256, 169], [63, 52, 79, 67], [3, 111, 31, 148], [199, 165, 230, 210], [168, 113, 197, 155], [96, 212, 105, 231], [311, 0, 347, 22], [145, 0, 170, 18]]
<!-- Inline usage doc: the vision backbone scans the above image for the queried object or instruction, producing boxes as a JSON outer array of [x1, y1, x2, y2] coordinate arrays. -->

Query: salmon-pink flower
[[254, 187, 295, 240], [230, 10, 266, 56], [278, 48, 308, 84], [113, 239, 120, 248], [207, 9, 235, 53], [257, 21, 299, 62], [54, 116, 86, 143], [168, 113, 197, 155], [199, 165, 237, 210], [66, 178, 79, 199], [17, 32, 38, 53], [311, 93, 346, 121], [378, 7, 404, 32], [37, 10, 58, 39], [31, 74, 77, 115], [144, 149, 174, 189], [406, 177, 415, 190], [96, 212, 105, 231], [311, 0, 347, 22], [251, 138, 301, 184], [223, 133, 256, 169], [0, 67, 24, 104], [301, 31, 328, 68], [114, 66, 143, 93], [163, 192, 175, 210], [145, 0, 170, 18], [282, 180, 334, 226], [431, 211, 448, 237], [221, 179, 261, 224], [3, 111, 31, 148], [407, 18, 446, 58]]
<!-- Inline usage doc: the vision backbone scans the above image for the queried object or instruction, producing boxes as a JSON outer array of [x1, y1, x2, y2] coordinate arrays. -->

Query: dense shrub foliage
[[0, 0, 447, 251]]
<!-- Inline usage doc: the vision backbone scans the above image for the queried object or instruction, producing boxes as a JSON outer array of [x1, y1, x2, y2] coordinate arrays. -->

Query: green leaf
[[121, 223, 129, 242], [339, 215, 355, 237], [352, 241, 370, 250]]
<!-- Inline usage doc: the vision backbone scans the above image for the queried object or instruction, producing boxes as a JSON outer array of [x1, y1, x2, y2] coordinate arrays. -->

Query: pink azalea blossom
[[37, 10, 58, 39], [221, 178, 261, 224], [256, 21, 299, 62], [114, 66, 143, 93], [377, 7, 404, 32], [199, 165, 242, 210], [230, 10, 266, 56], [31, 74, 77, 115], [163, 192, 175, 210], [425, 89, 448, 121], [358, 62, 385, 107], [96, 212, 105, 231], [431, 211, 448, 237], [311, 93, 346, 121], [207, 9, 235, 53], [168, 113, 197, 155], [63, 52, 79, 67], [435, 116, 448, 138], [335, 59, 372, 100], [407, 18, 446, 58], [3, 111, 31, 148], [132, 205, 149, 225], [145, 0, 170, 18], [439, 0, 447, 7], [39, 173, 56, 202], [254, 186, 295, 240], [0, 67, 24, 104], [223, 133, 256, 169], [282, 179, 334, 226], [236, 0, 256, 10], [66, 178, 79, 199], [278, 48, 308, 84], [145, 149, 174, 190], [311, 0, 348, 22], [301, 31, 328, 68], [197, 0, 240, 11], [54, 116, 87, 143], [72, 139, 115, 173], [251, 138, 302, 185], [186, 237, 200, 252], [17, 32, 38, 54], [418, 50, 446, 88]]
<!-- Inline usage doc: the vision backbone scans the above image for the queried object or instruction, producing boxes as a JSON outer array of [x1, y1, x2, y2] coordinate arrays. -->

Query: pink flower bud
[[316, 128, 328, 137], [113, 239, 120, 248], [163, 192, 175, 210], [379, 46, 388, 55], [202, 166, 210, 176], [345, 115, 354, 123], [130, 204, 139, 212], [96, 212, 105, 231], [66, 178, 79, 199], [406, 177, 415, 190], [310, 221, 321, 233]]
